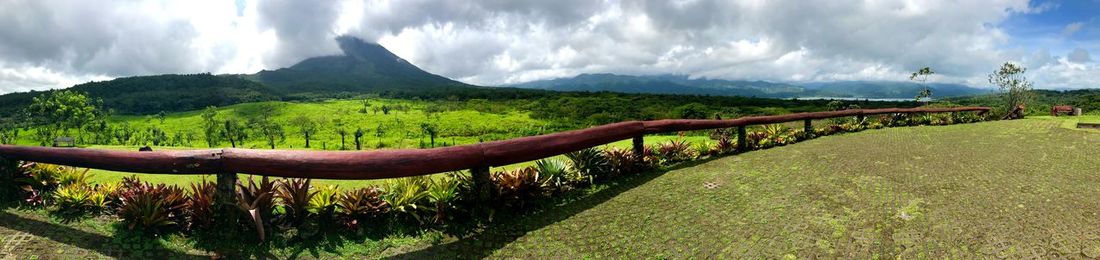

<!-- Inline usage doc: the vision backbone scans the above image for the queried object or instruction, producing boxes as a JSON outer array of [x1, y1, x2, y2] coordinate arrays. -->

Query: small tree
[[148, 127, 167, 146], [909, 67, 935, 103], [420, 123, 438, 148], [332, 117, 347, 150], [201, 106, 221, 147], [156, 111, 167, 124], [222, 119, 248, 148], [988, 62, 1034, 119], [251, 115, 284, 149], [25, 90, 101, 146], [375, 123, 386, 148], [290, 115, 317, 148], [354, 127, 364, 150]]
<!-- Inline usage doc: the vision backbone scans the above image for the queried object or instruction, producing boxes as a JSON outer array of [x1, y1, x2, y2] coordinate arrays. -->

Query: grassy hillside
[[397, 118, 1100, 258]]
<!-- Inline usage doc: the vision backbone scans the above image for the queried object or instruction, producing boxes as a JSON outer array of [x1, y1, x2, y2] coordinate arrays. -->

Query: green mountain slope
[[252, 36, 474, 98], [0, 73, 277, 116]]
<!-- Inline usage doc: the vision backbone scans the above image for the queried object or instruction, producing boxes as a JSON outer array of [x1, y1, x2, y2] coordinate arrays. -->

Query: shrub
[[565, 148, 609, 184], [656, 139, 695, 164], [710, 136, 736, 155], [56, 167, 92, 187], [426, 176, 461, 225], [384, 177, 430, 224], [309, 185, 340, 225], [52, 184, 95, 216], [745, 132, 769, 149], [274, 178, 314, 226], [603, 148, 645, 178], [338, 186, 387, 229], [185, 181, 215, 232], [236, 176, 276, 241], [117, 180, 187, 234], [534, 159, 570, 191], [492, 167, 541, 209]]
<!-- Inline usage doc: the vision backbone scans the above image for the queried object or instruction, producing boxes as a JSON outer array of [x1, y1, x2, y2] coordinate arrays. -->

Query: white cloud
[[0, 0, 1098, 94], [1062, 22, 1085, 37]]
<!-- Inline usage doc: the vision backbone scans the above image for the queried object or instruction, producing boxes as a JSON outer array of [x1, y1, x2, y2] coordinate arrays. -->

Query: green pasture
[[392, 117, 1100, 258]]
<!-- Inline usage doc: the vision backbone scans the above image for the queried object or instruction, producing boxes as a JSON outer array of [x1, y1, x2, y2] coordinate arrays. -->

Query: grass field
[[387, 118, 1100, 258], [6, 117, 1097, 258], [12, 99, 554, 150]]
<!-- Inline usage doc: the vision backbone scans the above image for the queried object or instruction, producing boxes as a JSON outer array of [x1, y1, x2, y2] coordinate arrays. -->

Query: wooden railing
[[0, 107, 989, 180]]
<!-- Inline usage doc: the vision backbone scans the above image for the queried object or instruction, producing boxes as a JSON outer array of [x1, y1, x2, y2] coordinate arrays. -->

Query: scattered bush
[[338, 186, 387, 229], [492, 167, 542, 209], [236, 176, 276, 241], [384, 177, 430, 224], [185, 181, 215, 232], [656, 139, 695, 164], [426, 176, 461, 224], [274, 178, 314, 226], [117, 180, 187, 234], [534, 159, 571, 191], [565, 148, 610, 184]]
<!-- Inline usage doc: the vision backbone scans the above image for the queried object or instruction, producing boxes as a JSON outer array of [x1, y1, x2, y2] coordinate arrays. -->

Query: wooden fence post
[[803, 119, 813, 138], [213, 171, 239, 234], [471, 166, 491, 203], [216, 172, 237, 207], [632, 136, 644, 160], [736, 126, 747, 153]]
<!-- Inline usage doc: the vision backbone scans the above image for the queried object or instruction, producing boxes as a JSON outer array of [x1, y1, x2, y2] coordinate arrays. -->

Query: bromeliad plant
[[384, 177, 430, 224], [274, 178, 315, 226], [534, 159, 571, 192], [338, 186, 387, 230], [186, 181, 216, 232], [117, 180, 187, 234], [656, 139, 694, 164], [426, 175, 461, 225], [236, 176, 276, 241], [308, 185, 340, 223], [492, 167, 542, 209], [565, 148, 610, 184]]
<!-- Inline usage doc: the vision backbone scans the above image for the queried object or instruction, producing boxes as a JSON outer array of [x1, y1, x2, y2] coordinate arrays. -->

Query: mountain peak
[[255, 36, 469, 95], [334, 36, 407, 65]]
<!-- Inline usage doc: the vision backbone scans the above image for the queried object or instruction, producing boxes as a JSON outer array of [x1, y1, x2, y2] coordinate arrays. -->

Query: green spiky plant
[[492, 167, 542, 209], [117, 179, 187, 234], [308, 185, 340, 221], [236, 176, 276, 241], [274, 178, 315, 226], [337, 186, 387, 230], [384, 177, 430, 225], [426, 175, 461, 225], [656, 139, 695, 164], [52, 184, 94, 216], [534, 159, 570, 192], [185, 180, 215, 232], [565, 147, 610, 184]]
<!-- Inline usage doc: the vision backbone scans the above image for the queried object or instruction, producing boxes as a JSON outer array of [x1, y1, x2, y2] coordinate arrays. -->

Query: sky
[[0, 0, 1097, 94]]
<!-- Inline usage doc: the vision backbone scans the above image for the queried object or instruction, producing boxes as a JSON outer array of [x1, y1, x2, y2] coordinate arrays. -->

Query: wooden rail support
[[216, 172, 237, 207], [803, 119, 813, 138], [471, 166, 491, 203], [736, 126, 747, 153], [632, 136, 644, 160], [213, 171, 239, 234]]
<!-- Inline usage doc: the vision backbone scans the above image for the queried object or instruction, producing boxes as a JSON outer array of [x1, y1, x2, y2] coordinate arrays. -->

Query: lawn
[[389, 118, 1100, 258], [5, 117, 1097, 258]]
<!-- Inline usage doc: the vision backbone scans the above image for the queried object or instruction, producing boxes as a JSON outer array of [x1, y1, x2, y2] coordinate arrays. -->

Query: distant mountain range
[[0, 36, 993, 117], [507, 73, 991, 99]]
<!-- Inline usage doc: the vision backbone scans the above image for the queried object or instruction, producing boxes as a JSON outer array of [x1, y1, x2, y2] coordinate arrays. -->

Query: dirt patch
[[1077, 123, 1100, 129]]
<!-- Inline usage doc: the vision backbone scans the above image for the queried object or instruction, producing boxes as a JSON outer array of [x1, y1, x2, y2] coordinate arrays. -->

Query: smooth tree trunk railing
[[0, 106, 989, 206]]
